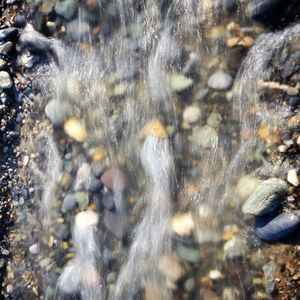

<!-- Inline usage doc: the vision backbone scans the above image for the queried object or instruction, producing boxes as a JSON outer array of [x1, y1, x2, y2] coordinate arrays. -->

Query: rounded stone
[[207, 70, 233, 90], [45, 99, 70, 127], [62, 194, 77, 212], [0, 71, 13, 89], [183, 106, 201, 124]]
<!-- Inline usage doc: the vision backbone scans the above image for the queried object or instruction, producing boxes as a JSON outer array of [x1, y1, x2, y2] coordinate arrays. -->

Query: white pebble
[[287, 169, 299, 187]]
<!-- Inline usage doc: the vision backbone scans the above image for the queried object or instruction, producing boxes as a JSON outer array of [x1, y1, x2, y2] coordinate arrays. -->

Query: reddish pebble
[[100, 167, 126, 192]]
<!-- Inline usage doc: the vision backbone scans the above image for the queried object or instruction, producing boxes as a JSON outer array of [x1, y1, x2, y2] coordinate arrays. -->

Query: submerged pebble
[[242, 178, 288, 216], [45, 99, 70, 127], [0, 71, 13, 89], [287, 169, 299, 187], [223, 236, 249, 260], [183, 106, 201, 124], [170, 74, 193, 92], [207, 70, 233, 90], [255, 212, 300, 241]]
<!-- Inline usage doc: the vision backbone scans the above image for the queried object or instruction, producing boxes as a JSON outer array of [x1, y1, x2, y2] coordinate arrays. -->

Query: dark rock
[[255, 212, 300, 241], [91, 160, 105, 178], [55, 224, 70, 240], [0, 28, 18, 42], [102, 193, 115, 210], [14, 15, 27, 28], [103, 210, 127, 239], [19, 24, 53, 53], [86, 176, 102, 194], [62, 194, 77, 212], [246, 0, 289, 24]]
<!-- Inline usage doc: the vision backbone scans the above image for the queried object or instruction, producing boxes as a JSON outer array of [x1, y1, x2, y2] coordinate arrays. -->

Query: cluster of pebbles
[[2, 0, 300, 299]]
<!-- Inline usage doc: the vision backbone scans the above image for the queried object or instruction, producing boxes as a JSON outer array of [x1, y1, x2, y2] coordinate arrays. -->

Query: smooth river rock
[[255, 212, 300, 241], [242, 178, 288, 216], [207, 70, 233, 90]]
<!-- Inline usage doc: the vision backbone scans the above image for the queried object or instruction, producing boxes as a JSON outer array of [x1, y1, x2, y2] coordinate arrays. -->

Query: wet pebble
[[190, 125, 218, 149], [75, 192, 89, 210], [63, 194, 77, 212], [103, 210, 127, 239], [91, 160, 105, 178], [287, 169, 299, 187], [0, 71, 13, 89], [55, 224, 70, 240], [255, 212, 300, 241], [207, 70, 233, 90], [55, 0, 78, 20], [101, 193, 115, 210], [242, 178, 288, 216], [183, 106, 201, 124], [67, 19, 90, 40], [64, 118, 87, 142], [0, 42, 13, 56], [263, 261, 276, 294], [101, 167, 126, 193], [159, 255, 185, 282], [170, 74, 193, 92], [222, 287, 241, 300], [223, 236, 249, 260], [0, 28, 18, 42], [45, 99, 70, 127], [176, 244, 200, 263], [29, 243, 40, 255]]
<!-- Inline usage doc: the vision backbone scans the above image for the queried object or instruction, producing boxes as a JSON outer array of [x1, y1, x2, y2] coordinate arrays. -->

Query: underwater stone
[[103, 210, 127, 239], [0, 71, 13, 89], [55, 224, 70, 240], [101, 167, 126, 193], [207, 70, 233, 90], [45, 99, 70, 127], [183, 106, 201, 124], [263, 261, 276, 294], [75, 192, 89, 210], [190, 125, 218, 149], [287, 169, 299, 187], [242, 178, 288, 216], [64, 118, 87, 142], [55, 0, 78, 20], [67, 19, 90, 40], [223, 236, 249, 260], [63, 193, 77, 212], [0, 28, 18, 42], [176, 244, 200, 263], [170, 74, 193, 92], [255, 212, 300, 241]]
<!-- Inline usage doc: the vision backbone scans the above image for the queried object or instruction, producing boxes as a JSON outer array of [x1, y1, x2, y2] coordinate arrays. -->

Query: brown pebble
[[101, 167, 126, 192]]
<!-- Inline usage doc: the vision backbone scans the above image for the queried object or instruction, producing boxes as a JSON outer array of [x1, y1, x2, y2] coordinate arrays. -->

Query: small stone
[[0, 42, 13, 56], [208, 70, 233, 90], [222, 287, 241, 300], [64, 118, 87, 142], [263, 261, 276, 294], [63, 194, 77, 212], [207, 112, 221, 128], [139, 120, 168, 139], [111, 83, 127, 97], [183, 106, 201, 124], [242, 178, 288, 216], [55, 0, 78, 20], [45, 99, 70, 127], [170, 74, 193, 92], [223, 236, 249, 260], [29, 243, 40, 255], [171, 213, 194, 236], [0, 28, 18, 42], [92, 147, 106, 161], [67, 19, 90, 40], [287, 169, 299, 187], [159, 255, 185, 282], [190, 125, 218, 149], [91, 160, 105, 178], [0, 59, 7, 69], [55, 224, 70, 240], [101, 167, 126, 193], [184, 278, 195, 292], [101, 193, 115, 210], [40, 257, 51, 268], [75, 192, 89, 210], [103, 210, 127, 239], [176, 244, 200, 263], [0, 71, 13, 89], [209, 269, 222, 280]]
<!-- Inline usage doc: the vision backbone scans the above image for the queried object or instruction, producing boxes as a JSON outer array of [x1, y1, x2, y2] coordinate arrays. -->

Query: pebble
[[45, 99, 70, 127], [207, 112, 221, 128], [207, 70, 233, 90], [0, 71, 13, 89], [176, 244, 200, 263], [158, 255, 185, 282], [101, 167, 126, 193], [170, 74, 193, 92], [55, 224, 70, 240], [29, 243, 40, 255], [183, 106, 201, 124], [263, 261, 276, 294], [62, 194, 77, 212], [0, 28, 18, 42], [55, 0, 78, 20], [75, 192, 89, 210], [64, 118, 87, 142], [222, 287, 241, 300], [223, 236, 249, 260], [139, 120, 168, 139], [101, 193, 115, 210], [0, 59, 7, 69], [171, 213, 194, 236], [103, 210, 127, 239], [0, 42, 13, 56], [190, 125, 218, 149], [255, 212, 300, 241], [287, 169, 299, 187], [91, 160, 105, 178], [242, 178, 288, 216], [67, 19, 90, 40]]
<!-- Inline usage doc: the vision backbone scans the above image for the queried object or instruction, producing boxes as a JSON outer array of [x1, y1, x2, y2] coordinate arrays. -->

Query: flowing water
[[9, 0, 300, 299]]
